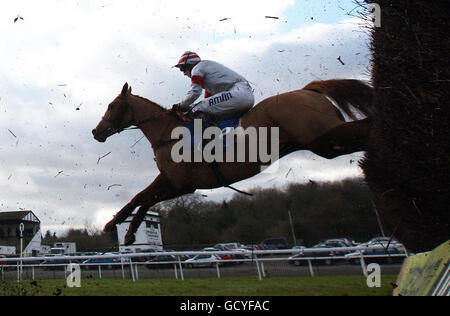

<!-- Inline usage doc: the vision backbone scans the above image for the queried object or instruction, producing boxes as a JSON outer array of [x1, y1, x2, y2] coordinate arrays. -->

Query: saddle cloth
[[184, 117, 241, 147]]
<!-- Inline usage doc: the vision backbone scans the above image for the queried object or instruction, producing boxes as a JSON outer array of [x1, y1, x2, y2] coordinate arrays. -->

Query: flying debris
[[337, 56, 345, 65], [285, 168, 294, 178], [107, 184, 122, 191], [97, 152, 111, 164], [265, 16, 279, 19], [54, 171, 64, 178], [7, 129, 17, 138], [130, 135, 145, 149], [14, 15, 24, 23], [219, 18, 231, 22]]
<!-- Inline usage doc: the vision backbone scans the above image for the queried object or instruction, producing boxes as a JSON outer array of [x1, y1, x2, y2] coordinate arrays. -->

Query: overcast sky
[[0, 0, 373, 235]]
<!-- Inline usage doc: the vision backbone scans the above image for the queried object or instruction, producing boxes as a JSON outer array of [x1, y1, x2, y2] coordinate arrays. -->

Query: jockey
[[172, 51, 254, 123]]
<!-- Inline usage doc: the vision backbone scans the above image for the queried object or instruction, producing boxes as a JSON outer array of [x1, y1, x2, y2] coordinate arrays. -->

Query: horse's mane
[[131, 94, 186, 121], [131, 94, 168, 111]]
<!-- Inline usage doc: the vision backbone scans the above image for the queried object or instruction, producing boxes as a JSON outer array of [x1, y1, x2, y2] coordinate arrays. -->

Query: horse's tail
[[303, 79, 374, 121]]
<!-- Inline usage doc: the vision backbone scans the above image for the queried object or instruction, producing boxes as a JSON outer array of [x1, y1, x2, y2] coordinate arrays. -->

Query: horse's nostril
[[92, 129, 97, 136]]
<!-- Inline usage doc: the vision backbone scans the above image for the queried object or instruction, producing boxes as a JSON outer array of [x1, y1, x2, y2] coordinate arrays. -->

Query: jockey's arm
[[179, 82, 203, 111]]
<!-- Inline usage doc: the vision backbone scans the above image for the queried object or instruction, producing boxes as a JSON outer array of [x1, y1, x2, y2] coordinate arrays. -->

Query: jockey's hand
[[171, 104, 181, 112]]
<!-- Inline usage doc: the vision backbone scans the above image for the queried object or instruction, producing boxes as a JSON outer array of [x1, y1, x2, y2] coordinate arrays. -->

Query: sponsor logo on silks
[[209, 92, 233, 106]]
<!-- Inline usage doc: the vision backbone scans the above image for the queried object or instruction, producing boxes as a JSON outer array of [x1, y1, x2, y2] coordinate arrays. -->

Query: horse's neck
[[129, 95, 180, 149]]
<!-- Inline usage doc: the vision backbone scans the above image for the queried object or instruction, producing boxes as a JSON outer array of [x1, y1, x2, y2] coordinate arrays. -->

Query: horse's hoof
[[124, 234, 136, 246], [103, 220, 117, 233]]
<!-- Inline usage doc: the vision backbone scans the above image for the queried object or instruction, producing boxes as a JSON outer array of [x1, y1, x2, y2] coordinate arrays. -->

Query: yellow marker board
[[394, 241, 449, 296]]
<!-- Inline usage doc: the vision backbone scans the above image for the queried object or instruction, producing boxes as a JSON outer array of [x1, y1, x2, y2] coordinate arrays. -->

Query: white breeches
[[193, 81, 254, 118]]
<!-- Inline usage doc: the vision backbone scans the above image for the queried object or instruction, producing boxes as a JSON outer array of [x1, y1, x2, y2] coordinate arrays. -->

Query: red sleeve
[[191, 75, 205, 87]]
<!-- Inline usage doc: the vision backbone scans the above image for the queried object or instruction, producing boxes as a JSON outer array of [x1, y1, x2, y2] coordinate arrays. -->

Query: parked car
[[184, 254, 221, 268], [323, 238, 356, 247], [345, 246, 407, 265], [314, 240, 354, 257], [214, 243, 242, 250], [202, 244, 248, 262], [288, 248, 335, 266], [262, 238, 288, 250], [40, 258, 73, 271], [146, 255, 182, 269], [217, 252, 246, 265], [146, 254, 191, 269], [241, 244, 264, 251], [82, 253, 127, 270], [362, 237, 405, 251]]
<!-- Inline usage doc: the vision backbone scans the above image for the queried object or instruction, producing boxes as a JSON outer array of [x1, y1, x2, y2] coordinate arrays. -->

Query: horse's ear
[[121, 82, 129, 95], [127, 86, 132, 95]]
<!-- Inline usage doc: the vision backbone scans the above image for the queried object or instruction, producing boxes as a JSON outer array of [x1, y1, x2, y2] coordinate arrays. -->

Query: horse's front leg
[[103, 172, 187, 234], [123, 183, 192, 245]]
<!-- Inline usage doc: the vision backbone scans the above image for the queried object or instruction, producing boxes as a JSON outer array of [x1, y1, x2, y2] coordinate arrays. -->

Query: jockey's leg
[[193, 82, 254, 119], [189, 82, 254, 187]]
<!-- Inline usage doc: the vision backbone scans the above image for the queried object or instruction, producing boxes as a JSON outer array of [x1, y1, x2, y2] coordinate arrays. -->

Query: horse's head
[[92, 83, 135, 142]]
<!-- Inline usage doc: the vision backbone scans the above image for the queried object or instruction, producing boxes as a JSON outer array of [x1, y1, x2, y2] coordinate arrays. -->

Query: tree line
[[44, 177, 385, 251], [157, 177, 383, 249]]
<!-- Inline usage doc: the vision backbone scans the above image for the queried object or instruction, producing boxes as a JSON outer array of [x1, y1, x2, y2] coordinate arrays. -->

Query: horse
[[92, 79, 373, 245]]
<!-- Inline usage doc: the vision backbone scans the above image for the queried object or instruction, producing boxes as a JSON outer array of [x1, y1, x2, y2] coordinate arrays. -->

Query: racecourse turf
[[0, 275, 397, 296]]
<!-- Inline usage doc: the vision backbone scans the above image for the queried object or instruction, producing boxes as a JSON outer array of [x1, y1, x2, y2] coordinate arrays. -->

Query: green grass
[[0, 275, 397, 296]]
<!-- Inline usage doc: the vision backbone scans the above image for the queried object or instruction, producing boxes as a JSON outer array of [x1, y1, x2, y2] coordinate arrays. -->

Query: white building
[[0, 211, 42, 256], [117, 211, 163, 253]]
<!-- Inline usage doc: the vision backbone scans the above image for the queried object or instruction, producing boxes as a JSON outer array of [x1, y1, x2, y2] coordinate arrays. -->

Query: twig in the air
[[130, 136, 145, 149], [97, 152, 111, 164], [107, 184, 122, 191], [8, 129, 17, 138]]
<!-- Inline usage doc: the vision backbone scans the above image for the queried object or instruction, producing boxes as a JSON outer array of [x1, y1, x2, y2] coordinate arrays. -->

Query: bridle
[[98, 94, 180, 150], [100, 96, 134, 135]]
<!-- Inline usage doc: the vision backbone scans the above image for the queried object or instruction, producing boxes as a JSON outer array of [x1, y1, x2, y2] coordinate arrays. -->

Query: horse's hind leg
[[306, 118, 372, 159]]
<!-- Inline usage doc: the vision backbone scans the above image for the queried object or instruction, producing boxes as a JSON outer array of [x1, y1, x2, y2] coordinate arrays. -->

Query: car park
[[362, 237, 406, 251], [40, 257, 73, 271], [204, 244, 249, 262], [214, 243, 242, 250], [184, 254, 221, 268], [145, 255, 182, 269], [288, 246, 336, 266], [262, 238, 288, 250], [145, 254, 191, 269], [0, 255, 7, 266], [314, 240, 354, 257], [82, 253, 128, 270], [345, 245, 407, 265]]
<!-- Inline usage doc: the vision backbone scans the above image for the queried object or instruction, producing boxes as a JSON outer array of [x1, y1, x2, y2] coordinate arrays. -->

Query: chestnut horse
[[92, 79, 373, 245]]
